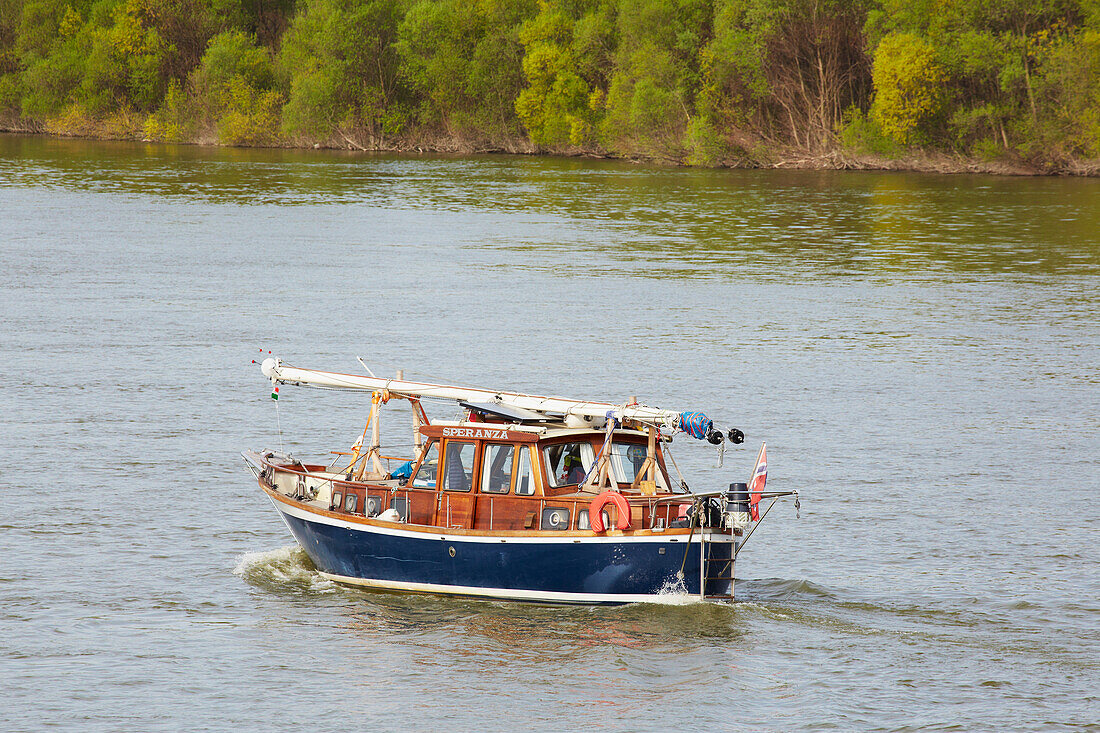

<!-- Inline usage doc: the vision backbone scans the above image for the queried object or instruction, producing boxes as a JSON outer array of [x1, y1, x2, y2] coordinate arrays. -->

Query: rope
[[579, 411, 619, 487]]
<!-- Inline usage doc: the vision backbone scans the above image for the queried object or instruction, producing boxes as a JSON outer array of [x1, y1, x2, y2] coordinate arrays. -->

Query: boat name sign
[[442, 426, 511, 440]]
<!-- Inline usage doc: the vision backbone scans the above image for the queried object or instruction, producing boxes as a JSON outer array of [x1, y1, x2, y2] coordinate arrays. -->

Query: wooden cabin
[[262, 418, 697, 536]]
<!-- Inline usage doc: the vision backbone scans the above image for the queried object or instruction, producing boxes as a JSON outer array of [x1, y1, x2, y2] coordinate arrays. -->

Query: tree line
[[0, 0, 1097, 167]]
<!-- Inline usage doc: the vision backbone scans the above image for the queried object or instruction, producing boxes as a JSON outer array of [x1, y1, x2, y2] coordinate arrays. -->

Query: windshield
[[410, 442, 438, 488], [609, 442, 671, 491]]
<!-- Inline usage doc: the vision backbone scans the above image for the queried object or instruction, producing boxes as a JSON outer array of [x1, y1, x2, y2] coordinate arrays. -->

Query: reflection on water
[[3, 134, 1098, 277]]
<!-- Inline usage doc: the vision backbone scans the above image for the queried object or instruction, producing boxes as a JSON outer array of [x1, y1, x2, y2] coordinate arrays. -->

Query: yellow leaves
[[567, 114, 589, 145], [870, 32, 945, 145], [587, 88, 604, 112], [109, 0, 161, 59], [58, 6, 82, 38], [217, 76, 284, 145]]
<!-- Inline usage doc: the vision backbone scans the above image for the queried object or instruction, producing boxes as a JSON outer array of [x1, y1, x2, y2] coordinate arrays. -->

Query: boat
[[242, 357, 799, 604]]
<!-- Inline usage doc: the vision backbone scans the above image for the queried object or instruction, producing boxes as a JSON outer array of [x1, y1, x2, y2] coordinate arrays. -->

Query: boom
[[259, 357, 720, 436]]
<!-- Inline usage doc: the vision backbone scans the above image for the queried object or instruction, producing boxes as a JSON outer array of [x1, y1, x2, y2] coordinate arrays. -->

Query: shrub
[[870, 32, 945, 146]]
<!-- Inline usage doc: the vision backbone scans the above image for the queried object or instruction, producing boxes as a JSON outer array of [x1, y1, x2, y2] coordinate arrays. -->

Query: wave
[[233, 545, 339, 595]]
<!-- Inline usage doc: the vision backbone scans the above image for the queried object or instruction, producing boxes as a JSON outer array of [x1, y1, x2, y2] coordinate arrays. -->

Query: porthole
[[345, 493, 358, 513], [577, 509, 609, 531], [448, 546, 456, 557], [331, 493, 343, 511], [541, 507, 570, 531], [365, 496, 382, 517]]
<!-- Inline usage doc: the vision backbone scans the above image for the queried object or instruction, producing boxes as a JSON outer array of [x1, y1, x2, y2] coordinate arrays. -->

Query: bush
[[215, 76, 282, 144], [143, 77, 199, 140], [870, 32, 945, 146], [514, 3, 594, 146], [1035, 29, 1100, 157], [683, 116, 727, 165], [838, 105, 902, 155], [276, 0, 404, 139]]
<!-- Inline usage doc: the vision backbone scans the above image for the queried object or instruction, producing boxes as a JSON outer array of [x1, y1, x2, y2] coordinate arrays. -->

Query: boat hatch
[[460, 401, 558, 424]]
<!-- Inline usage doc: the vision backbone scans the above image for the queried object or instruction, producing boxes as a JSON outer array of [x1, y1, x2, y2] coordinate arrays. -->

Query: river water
[[1, 134, 1097, 731]]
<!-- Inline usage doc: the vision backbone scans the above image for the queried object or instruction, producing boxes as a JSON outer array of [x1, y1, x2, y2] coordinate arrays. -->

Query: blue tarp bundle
[[678, 411, 712, 440], [389, 460, 415, 481]]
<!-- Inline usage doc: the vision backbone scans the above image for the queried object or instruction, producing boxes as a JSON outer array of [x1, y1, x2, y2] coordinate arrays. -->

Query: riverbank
[[3, 116, 1096, 177]]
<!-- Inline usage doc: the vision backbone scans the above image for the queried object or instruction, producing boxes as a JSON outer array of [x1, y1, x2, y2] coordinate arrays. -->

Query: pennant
[[748, 442, 766, 521]]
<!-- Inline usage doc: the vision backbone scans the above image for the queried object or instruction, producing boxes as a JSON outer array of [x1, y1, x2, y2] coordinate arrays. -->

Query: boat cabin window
[[544, 442, 596, 487], [443, 440, 476, 492], [609, 442, 670, 490], [481, 443, 514, 494], [515, 447, 535, 496], [344, 493, 357, 513], [410, 442, 438, 488]]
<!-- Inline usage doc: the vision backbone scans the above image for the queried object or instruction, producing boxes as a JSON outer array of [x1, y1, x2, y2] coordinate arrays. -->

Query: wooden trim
[[258, 481, 699, 539]]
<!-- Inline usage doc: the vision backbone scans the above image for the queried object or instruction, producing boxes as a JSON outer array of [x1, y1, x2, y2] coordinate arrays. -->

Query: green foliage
[[396, 0, 533, 136], [869, 0, 1097, 158], [0, 0, 1096, 165], [697, 0, 769, 129], [514, 1, 595, 146], [599, 0, 709, 157], [194, 30, 278, 142], [215, 74, 281, 143], [196, 29, 273, 96], [277, 0, 406, 138], [212, 0, 294, 47], [0, 0, 22, 83], [683, 115, 727, 164], [838, 105, 903, 155], [1034, 28, 1100, 156], [870, 32, 945, 145], [143, 76, 188, 139]]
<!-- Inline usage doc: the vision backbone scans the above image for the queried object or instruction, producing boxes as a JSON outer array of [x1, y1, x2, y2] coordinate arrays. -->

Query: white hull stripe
[[316, 571, 686, 604], [271, 495, 736, 545]]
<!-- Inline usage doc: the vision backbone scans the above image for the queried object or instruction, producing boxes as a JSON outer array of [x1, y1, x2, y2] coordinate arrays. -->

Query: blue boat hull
[[273, 500, 734, 604]]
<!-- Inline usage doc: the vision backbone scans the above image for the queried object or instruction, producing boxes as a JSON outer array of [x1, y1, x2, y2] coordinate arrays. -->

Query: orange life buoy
[[589, 491, 631, 532]]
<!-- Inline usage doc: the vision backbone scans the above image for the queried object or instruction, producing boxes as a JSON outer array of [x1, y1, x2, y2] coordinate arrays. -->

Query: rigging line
[[347, 363, 631, 411], [663, 440, 689, 492], [734, 497, 780, 561], [355, 356, 377, 378], [292, 381, 448, 406], [676, 503, 700, 580], [274, 396, 284, 454]]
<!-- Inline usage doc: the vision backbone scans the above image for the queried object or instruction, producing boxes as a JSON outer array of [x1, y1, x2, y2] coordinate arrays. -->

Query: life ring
[[589, 491, 631, 533]]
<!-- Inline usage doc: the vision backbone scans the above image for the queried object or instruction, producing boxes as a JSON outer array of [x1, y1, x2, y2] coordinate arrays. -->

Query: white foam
[[644, 576, 707, 605], [234, 545, 338, 593]]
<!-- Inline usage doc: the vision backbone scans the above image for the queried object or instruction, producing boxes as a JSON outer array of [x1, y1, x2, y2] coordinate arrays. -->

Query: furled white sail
[[260, 357, 694, 432]]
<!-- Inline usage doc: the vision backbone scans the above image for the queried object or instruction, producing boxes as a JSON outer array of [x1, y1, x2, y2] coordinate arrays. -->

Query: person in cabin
[[563, 453, 586, 484]]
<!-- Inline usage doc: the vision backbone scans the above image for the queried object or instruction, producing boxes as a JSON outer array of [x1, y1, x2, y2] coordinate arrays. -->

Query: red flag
[[748, 443, 767, 521]]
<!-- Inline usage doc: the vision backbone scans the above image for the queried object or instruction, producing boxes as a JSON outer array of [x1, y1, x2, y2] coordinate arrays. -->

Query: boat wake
[[643, 575, 707, 606], [234, 545, 339, 595]]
